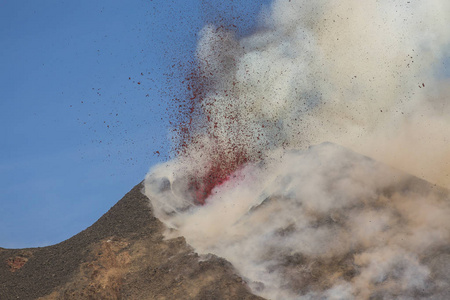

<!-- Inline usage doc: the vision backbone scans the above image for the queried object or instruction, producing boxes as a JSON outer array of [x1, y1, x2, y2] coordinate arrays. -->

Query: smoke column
[[145, 0, 450, 299]]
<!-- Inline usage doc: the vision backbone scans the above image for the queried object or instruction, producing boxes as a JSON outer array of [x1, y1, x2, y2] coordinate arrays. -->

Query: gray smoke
[[144, 0, 450, 299]]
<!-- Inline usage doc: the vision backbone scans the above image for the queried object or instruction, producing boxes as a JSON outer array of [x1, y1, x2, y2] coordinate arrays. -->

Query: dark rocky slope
[[0, 183, 263, 300]]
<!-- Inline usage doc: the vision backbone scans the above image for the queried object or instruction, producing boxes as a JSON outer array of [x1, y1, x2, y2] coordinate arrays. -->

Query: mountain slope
[[0, 183, 263, 300]]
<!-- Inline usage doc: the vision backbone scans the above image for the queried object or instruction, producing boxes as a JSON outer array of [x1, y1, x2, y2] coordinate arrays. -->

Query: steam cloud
[[144, 0, 450, 299]]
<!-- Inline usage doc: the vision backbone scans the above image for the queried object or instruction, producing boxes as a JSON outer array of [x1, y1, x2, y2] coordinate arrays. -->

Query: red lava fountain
[[171, 62, 252, 205], [190, 150, 249, 204]]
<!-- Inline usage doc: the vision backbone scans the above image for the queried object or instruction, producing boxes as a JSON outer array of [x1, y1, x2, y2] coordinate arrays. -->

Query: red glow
[[170, 61, 252, 205], [167, 21, 266, 205], [191, 149, 248, 205]]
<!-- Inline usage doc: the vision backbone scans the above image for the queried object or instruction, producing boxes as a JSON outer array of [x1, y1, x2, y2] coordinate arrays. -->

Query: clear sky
[[0, 0, 270, 248]]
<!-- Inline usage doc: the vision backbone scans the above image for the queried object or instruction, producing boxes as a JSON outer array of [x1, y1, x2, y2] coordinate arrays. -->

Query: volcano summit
[[2, 143, 450, 299]]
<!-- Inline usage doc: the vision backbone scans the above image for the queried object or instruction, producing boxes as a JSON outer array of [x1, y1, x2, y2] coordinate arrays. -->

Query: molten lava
[[171, 62, 251, 205], [190, 149, 249, 205]]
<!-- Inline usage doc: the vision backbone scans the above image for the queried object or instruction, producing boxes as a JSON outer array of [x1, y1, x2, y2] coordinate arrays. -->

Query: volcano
[[2, 143, 450, 299]]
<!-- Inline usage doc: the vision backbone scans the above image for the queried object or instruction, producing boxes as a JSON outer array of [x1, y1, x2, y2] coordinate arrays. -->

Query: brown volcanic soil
[[0, 183, 264, 300]]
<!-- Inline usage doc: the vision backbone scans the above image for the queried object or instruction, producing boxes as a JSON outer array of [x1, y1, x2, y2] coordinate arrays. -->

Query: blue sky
[[0, 0, 270, 248]]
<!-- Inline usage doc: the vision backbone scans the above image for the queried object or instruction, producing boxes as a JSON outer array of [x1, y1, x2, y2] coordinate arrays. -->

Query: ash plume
[[144, 0, 450, 299], [147, 143, 450, 299]]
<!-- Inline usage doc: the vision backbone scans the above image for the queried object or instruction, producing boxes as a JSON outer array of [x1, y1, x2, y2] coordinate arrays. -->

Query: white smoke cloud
[[146, 143, 450, 299], [144, 0, 450, 298]]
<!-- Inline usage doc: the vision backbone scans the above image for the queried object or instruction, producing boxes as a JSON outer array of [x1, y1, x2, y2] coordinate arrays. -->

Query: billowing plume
[[144, 0, 450, 299], [172, 0, 450, 189], [146, 143, 450, 299]]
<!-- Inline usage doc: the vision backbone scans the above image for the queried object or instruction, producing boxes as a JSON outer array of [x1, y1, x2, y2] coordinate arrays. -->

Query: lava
[[171, 62, 251, 204], [190, 148, 249, 205]]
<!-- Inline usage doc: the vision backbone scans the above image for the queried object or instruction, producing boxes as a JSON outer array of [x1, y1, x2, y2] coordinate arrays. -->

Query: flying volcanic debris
[[144, 0, 450, 299]]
